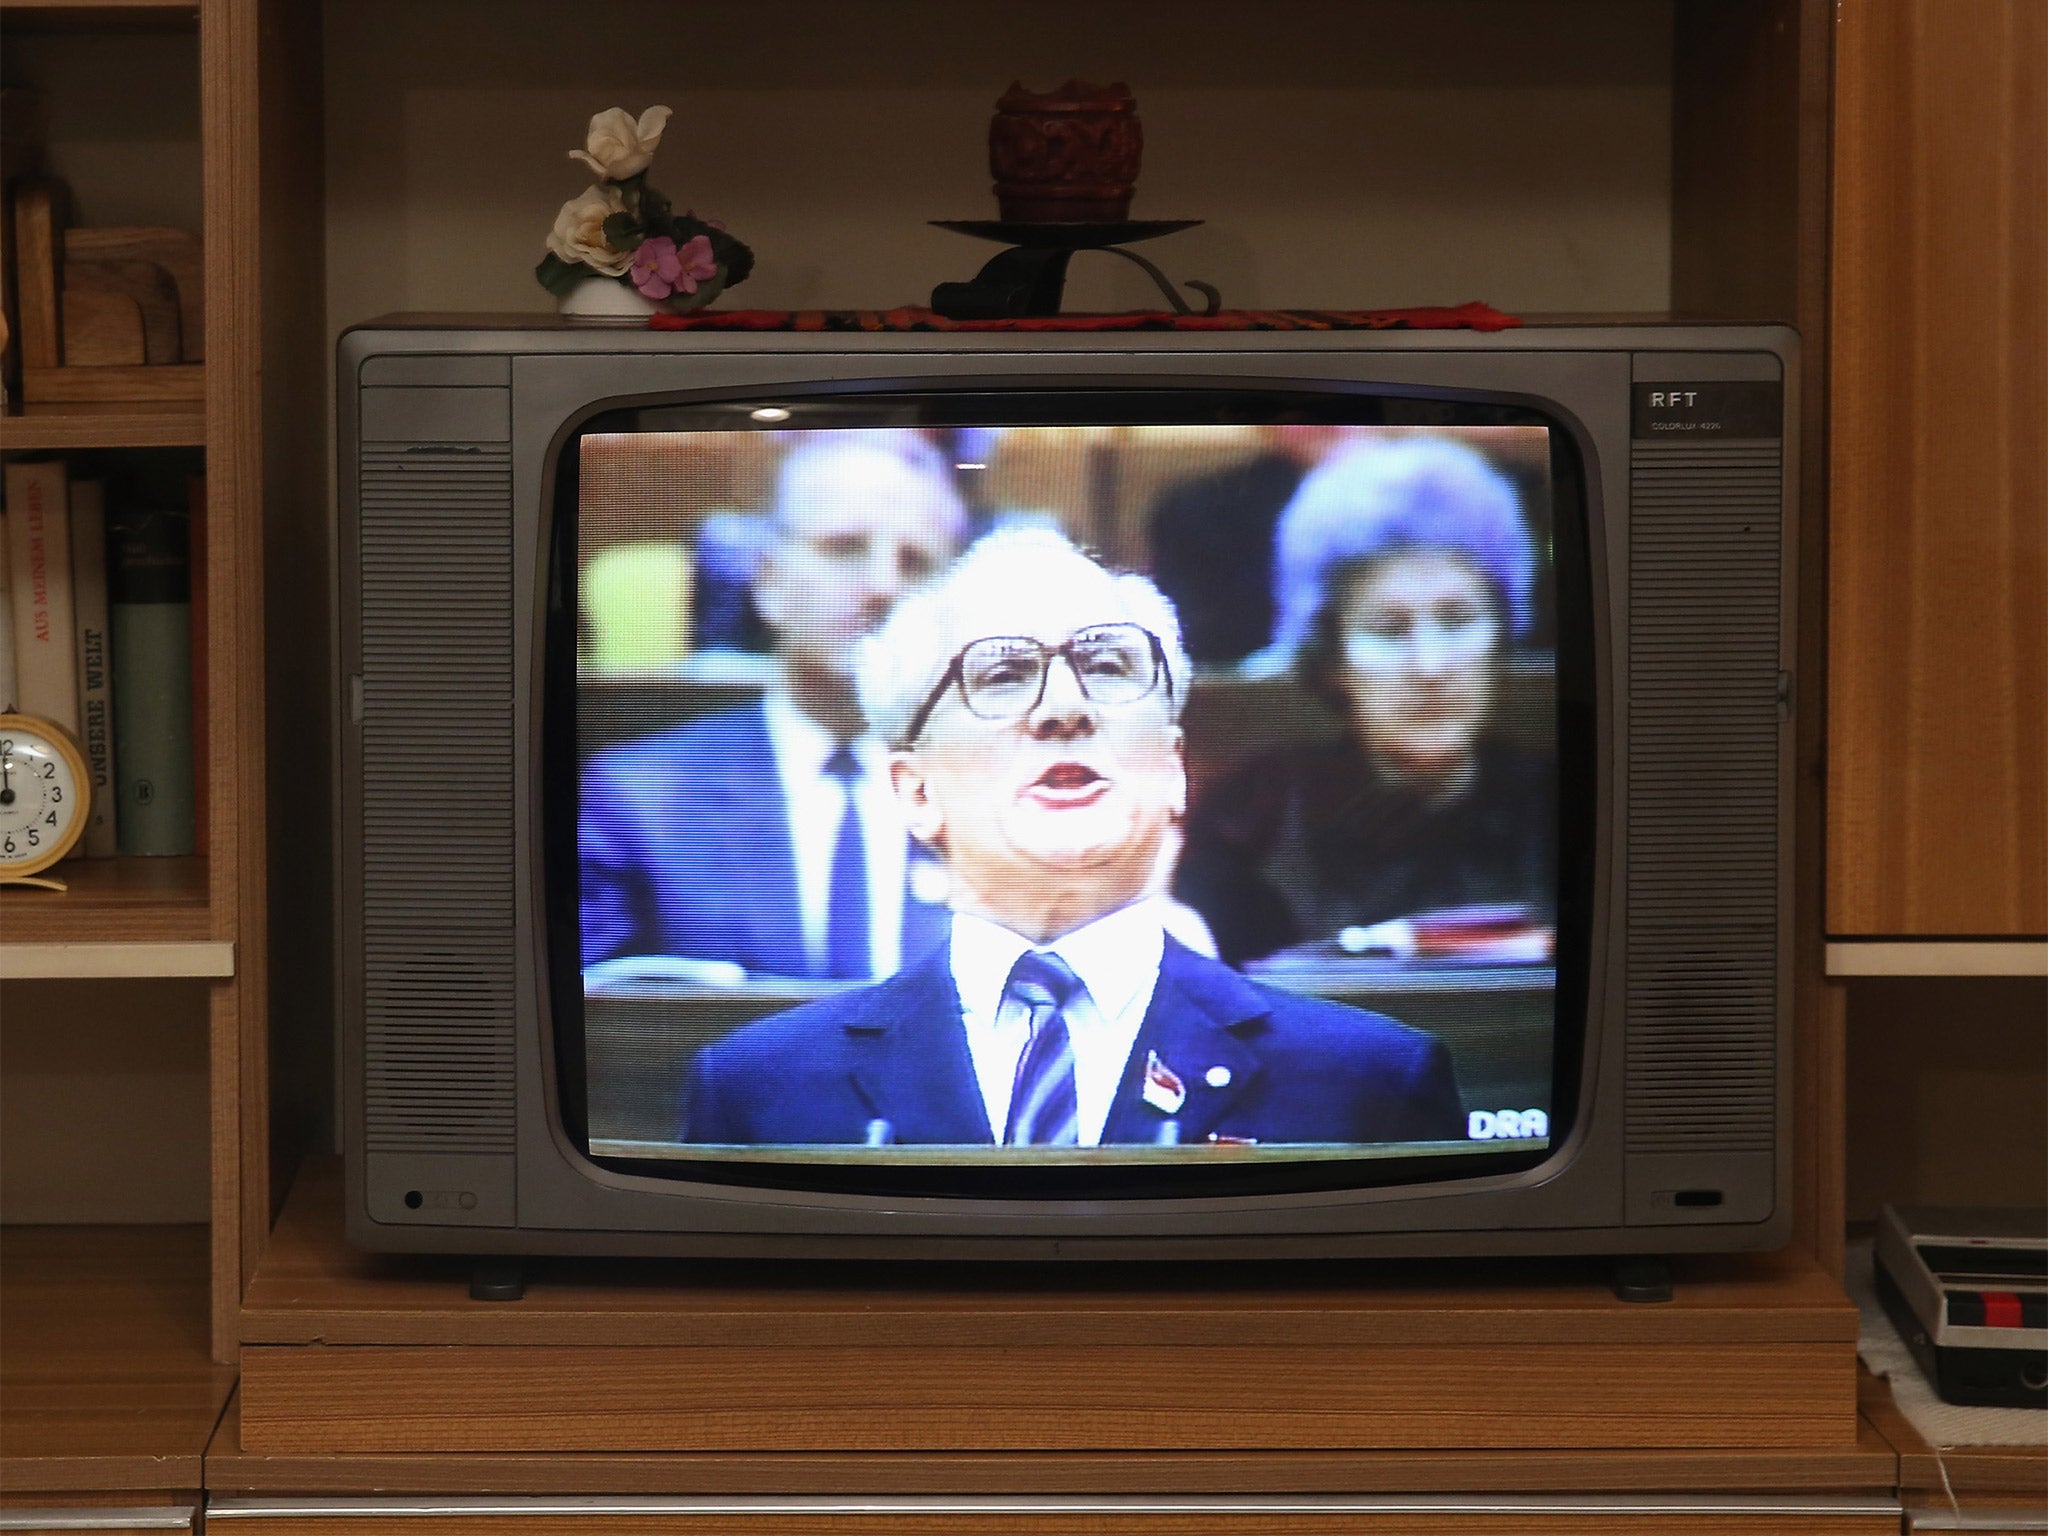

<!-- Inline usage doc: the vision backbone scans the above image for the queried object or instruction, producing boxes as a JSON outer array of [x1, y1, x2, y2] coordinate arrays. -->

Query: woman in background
[[1175, 436, 1554, 967]]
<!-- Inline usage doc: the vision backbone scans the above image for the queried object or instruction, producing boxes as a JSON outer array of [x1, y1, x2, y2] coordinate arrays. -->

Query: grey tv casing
[[336, 319, 1798, 1261]]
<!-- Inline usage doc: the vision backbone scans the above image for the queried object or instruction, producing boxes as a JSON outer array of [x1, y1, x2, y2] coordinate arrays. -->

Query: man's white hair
[[855, 524, 1190, 748]]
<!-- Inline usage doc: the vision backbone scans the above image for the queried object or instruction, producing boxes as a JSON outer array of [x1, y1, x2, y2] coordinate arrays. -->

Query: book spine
[[187, 473, 208, 848], [4, 457, 79, 736], [69, 479, 117, 857], [108, 502, 194, 857], [0, 511, 17, 712]]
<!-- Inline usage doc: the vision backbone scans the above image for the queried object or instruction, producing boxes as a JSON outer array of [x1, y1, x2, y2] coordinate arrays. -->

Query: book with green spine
[[108, 501, 194, 857]]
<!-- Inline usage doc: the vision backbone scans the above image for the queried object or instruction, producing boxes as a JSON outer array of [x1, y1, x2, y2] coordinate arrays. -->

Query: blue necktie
[[1002, 950, 1084, 1146], [823, 746, 870, 980]]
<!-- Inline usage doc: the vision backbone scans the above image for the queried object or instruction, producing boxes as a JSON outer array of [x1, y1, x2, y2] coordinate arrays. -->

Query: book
[[108, 500, 194, 857], [0, 512, 16, 712], [3, 457, 78, 735], [188, 473, 207, 848], [69, 478, 117, 856]]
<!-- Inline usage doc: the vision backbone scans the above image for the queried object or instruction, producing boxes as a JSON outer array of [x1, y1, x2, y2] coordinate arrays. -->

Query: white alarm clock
[[0, 713, 91, 885]]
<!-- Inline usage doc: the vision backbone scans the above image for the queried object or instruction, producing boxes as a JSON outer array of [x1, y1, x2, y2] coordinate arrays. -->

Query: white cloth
[[760, 691, 906, 978], [951, 900, 1168, 1146]]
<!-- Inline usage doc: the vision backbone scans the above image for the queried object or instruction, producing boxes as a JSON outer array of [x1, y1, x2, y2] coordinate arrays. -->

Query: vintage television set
[[335, 320, 1797, 1264]]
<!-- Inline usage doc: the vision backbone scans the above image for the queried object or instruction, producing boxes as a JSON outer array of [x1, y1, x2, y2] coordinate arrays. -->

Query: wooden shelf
[[1826, 942, 2048, 978], [0, 406, 207, 450], [0, 0, 197, 28], [0, 1224, 236, 1495], [206, 1388, 1900, 1498], [1857, 1364, 2047, 1503], [235, 1162, 1864, 1459], [0, 856, 213, 950]]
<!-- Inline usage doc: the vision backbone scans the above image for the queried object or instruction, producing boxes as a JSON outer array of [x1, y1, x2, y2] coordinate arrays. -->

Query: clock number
[[41, 763, 55, 778], [0, 739, 13, 756], [25, 829, 38, 848], [2, 835, 14, 856], [49, 786, 61, 802], [45, 812, 57, 826]]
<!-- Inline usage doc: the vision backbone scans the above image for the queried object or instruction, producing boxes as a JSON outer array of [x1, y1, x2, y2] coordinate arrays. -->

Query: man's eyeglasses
[[900, 623, 1171, 746]]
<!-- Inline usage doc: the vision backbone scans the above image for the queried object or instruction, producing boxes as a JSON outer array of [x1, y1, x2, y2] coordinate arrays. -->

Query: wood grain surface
[[204, 1389, 1901, 1497], [0, 857, 211, 944], [235, 1162, 1859, 1456], [195, 1512, 1904, 1536], [0, 1226, 234, 1493], [20, 362, 204, 402], [1858, 1362, 2048, 1500], [1829, 0, 2048, 936]]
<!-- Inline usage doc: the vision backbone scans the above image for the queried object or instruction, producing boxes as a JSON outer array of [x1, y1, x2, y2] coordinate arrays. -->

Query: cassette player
[[1874, 1204, 2048, 1408]]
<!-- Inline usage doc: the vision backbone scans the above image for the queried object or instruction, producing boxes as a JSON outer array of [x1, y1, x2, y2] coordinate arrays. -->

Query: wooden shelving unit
[[0, 0, 2038, 1527]]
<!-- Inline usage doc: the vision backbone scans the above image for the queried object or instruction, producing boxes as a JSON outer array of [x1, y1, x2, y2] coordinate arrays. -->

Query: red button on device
[[1982, 1291, 2024, 1328]]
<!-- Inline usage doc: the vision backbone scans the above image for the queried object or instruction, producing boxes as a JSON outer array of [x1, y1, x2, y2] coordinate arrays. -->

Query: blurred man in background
[[580, 435, 969, 980]]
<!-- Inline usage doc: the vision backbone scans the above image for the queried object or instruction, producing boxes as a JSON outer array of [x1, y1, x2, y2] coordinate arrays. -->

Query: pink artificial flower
[[629, 235, 686, 299], [671, 233, 719, 294]]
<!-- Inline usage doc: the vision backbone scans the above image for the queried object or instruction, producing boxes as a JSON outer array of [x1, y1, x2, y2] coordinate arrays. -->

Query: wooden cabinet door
[[1828, 0, 2048, 935]]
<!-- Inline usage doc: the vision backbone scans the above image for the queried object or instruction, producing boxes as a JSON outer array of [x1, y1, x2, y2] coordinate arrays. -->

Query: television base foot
[[469, 1259, 527, 1301], [1612, 1256, 1673, 1303]]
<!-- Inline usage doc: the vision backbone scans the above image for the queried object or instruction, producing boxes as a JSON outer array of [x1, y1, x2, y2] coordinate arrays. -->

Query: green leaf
[[535, 252, 598, 297], [673, 273, 726, 312], [639, 184, 673, 227], [601, 213, 641, 250]]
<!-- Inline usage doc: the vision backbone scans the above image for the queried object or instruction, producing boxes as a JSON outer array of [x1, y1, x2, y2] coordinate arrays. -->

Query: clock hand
[[0, 755, 12, 806]]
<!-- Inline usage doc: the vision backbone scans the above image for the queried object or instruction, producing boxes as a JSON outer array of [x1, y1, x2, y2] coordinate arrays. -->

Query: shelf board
[[0, 1224, 235, 1494], [0, 405, 206, 450], [1826, 940, 2048, 977], [1858, 1363, 2046, 1501], [0, 0, 197, 28], [0, 856, 213, 955]]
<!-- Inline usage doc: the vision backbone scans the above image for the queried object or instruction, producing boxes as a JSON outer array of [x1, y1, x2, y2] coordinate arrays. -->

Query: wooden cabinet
[[1827, 0, 2048, 940], [0, 0, 320, 1513], [10, 0, 2043, 1522]]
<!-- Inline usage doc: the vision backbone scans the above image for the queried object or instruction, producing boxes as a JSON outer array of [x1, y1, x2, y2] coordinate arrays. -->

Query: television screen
[[553, 395, 1588, 1193]]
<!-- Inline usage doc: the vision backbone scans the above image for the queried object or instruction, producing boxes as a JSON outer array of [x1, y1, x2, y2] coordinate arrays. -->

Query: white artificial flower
[[570, 106, 672, 181], [546, 185, 632, 275]]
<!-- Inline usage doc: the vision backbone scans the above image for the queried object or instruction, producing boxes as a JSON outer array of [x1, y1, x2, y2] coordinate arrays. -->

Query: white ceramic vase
[[556, 276, 662, 323]]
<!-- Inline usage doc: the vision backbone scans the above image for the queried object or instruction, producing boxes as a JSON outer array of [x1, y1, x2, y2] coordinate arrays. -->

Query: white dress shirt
[[951, 899, 1170, 1145], [759, 691, 907, 978]]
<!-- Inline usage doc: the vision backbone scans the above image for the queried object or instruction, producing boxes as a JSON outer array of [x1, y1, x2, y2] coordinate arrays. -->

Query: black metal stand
[[929, 219, 1220, 320]]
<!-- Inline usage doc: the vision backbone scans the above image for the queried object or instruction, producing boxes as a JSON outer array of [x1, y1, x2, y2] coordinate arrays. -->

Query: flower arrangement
[[535, 107, 754, 311]]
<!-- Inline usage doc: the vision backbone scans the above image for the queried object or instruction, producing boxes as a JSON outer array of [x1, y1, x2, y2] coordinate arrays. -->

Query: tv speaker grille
[[357, 443, 517, 1156], [1624, 439, 1783, 1156]]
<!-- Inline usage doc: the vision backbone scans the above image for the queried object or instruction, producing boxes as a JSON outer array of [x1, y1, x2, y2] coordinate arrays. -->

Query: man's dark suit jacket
[[578, 701, 948, 977], [680, 935, 1466, 1145]]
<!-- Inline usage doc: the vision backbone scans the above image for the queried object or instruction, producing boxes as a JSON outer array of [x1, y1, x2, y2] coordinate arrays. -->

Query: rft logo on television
[[1468, 1109, 1549, 1140]]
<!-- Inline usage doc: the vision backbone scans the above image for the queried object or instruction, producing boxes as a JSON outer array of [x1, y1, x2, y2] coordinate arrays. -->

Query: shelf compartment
[[0, 855, 212, 948], [0, 405, 206, 449], [0, 1223, 234, 1494]]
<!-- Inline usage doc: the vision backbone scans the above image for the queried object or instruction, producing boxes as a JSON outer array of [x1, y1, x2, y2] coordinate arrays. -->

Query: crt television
[[336, 319, 1797, 1260]]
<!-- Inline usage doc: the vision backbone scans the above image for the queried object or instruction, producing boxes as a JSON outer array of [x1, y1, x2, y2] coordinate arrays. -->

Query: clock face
[[0, 719, 87, 876]]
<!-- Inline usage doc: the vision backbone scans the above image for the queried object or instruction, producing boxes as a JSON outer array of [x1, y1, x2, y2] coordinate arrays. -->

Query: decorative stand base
[[930, 219, 1219, 320]]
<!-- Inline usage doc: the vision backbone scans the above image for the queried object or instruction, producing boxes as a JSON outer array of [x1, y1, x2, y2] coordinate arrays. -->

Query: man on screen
[[679, 528, 1464, 1147], [579, 436, 969, 981]]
